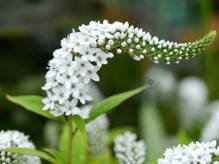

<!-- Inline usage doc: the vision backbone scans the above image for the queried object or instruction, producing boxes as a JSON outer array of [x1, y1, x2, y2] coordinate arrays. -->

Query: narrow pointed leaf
[[73, 130, 88, 164], [86, 85, 150, 123], [4, 147, 58, 164], [139, 104, 165, 161], [42, 148, 66, 164], [59, 125, 68, 161], [7, 95, 64, 121]]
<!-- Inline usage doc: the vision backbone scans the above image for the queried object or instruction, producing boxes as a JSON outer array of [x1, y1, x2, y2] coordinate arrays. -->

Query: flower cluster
[[201, 101, 219, 141], [42, 20, 216, 116], [114, 131, 146, 164], [158, 140, 219, 164], [0, 130, 41, 164]]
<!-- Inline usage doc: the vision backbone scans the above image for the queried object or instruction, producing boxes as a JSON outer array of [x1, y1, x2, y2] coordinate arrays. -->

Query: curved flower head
[[158, 140, 219, 164], [114, 131, 146, 164], [0, 130, 41, 164], [42, 20, 216, 116]]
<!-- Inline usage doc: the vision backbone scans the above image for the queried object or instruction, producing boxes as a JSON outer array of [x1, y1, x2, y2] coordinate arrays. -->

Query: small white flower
[[61, 59, 76, 75], [127, 38, 132, 44], [94, 50, 109, 66], [69, 82, 84, 97], [117, 49, 122, 54], [82, 47, 98, 62], [50, 106, 65, 116], [42, 76, 58, 91], [83, 66, 100, 84], [105, 44, 111, 50], [151, 47, 155, 52], [75, 57, 93, 77], [121, 41, 127, 47], [60, 99, 80, 116], [52, 86, 70, 104], [57, 72, 78, 89], [75, 87, 92, 104], [133, 55, 141, 61], [42, 92, 56, 110], [129, 49, 134, 53]]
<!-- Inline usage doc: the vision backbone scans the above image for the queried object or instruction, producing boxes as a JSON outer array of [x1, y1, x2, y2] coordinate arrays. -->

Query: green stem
[[67, 116, 73, 164]]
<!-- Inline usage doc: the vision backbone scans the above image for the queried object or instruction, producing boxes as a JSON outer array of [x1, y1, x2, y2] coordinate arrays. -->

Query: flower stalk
[[67, 116, 73, 164]]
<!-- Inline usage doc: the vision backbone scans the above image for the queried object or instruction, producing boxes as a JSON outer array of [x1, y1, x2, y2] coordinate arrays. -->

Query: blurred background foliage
[[0, 0, 219, 161]]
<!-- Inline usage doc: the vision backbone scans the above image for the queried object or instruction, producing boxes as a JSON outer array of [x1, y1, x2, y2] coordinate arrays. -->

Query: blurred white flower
[[158, 140, 219, 164], [146, 66, 176, 101], [114, 131, 146, 164], [43, 121, 61, 148], [0, 130, 41, 164], [86, 82, 104, 103], [177, 77, 208, 127], [81, 105, 109, 156], [201, 101, 219, 141]]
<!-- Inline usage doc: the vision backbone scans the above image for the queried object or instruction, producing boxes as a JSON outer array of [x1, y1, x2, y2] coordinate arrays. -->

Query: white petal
[[92, 74, 100, 81], [65, 81, 72, 89], [84, 76, 90, 84], [80, 69, 87, 76], [85, 95, 92, 101], [72, 76, 79, 83], [79, 98, 86, 104]]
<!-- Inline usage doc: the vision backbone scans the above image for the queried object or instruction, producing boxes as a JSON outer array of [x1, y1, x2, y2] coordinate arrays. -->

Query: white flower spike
[[42, 20, 216, 116], [114, 131, 146, 164], [0, 130, 41, 164], [158, 140, 219, 164]]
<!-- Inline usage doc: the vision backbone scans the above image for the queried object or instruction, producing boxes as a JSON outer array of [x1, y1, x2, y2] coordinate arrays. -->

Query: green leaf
[[86, 85, 150, 123], [7, 95, 64, 121], [4, 147, 58, 164], [88, 148, 113, 164], [139, 104, 165, 161], [108, 126, 135, 144], [59, 125, 69, 161], [42, 148, 66, 164], [147, 159, 158, 164], [73, 130, 88, 164], [73, 115, 87, 148]]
